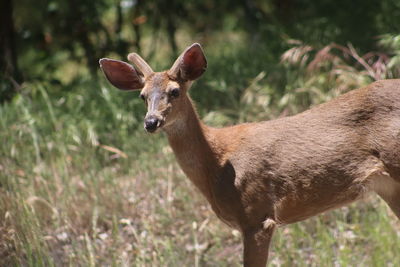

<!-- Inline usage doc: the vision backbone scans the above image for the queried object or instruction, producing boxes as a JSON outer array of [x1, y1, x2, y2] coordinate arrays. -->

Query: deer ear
[[168, 43, 207, 81], [99, 58, 144, 90]]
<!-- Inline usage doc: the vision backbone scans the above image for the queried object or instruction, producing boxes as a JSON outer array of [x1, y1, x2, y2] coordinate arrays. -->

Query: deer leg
[[371, 174, 400, 219], [378, 188, 400, 220], [243, 219, 276, 267]]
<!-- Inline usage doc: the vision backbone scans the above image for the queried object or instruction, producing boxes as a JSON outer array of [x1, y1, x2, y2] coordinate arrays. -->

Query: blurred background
[[1, 0, 400, 266]]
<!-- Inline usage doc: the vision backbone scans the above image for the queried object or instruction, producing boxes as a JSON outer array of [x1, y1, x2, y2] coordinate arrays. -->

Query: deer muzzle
[[144, 115, 161, 133]]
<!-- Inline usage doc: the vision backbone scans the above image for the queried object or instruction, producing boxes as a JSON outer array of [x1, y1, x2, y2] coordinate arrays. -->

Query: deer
[[99, 43, 400, 266]]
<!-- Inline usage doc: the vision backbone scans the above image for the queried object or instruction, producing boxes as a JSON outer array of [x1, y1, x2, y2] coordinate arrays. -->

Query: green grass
[[1, 41, 400, 266]]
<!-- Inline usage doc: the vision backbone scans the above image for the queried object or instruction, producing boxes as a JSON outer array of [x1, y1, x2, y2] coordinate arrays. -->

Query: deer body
[[100, 44, 400, 267]]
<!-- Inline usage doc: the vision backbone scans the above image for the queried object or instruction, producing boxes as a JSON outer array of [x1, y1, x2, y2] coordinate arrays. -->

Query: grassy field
[[1, 40, 400, 266]]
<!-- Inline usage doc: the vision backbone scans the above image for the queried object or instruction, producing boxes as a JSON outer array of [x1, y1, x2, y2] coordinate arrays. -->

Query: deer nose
[[144, 116, 159, 133]]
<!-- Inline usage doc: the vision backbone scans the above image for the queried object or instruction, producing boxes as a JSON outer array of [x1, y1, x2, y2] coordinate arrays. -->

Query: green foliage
[[4, 0, 400, 97]]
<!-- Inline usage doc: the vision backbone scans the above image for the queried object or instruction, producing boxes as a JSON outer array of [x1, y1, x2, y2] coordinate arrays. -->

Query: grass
[[1, 40, 400, 266]]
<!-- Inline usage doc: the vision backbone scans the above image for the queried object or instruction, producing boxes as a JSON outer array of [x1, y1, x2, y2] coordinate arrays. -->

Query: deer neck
[[163, 97, 222, 200]]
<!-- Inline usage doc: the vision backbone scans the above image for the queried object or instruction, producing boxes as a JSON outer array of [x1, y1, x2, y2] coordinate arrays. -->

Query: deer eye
[[139, 94, 145, 101], [170, 88, 180, 98]]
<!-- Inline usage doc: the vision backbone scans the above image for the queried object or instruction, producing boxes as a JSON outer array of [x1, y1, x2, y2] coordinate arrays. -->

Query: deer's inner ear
[[168, 43, 207, 81], [99, 58, 144, 90], [180, 44, 207, 81]]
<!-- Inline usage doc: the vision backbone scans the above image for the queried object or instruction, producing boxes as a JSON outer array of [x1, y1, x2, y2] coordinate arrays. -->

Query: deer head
[[99, 43, 207, 133]]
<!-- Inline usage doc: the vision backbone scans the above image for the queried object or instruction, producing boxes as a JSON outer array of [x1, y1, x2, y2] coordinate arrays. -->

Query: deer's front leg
[[243, 219, 276, 267]]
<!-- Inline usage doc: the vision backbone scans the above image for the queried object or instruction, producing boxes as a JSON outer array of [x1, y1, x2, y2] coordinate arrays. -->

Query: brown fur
[[99, 44, 400, 267]]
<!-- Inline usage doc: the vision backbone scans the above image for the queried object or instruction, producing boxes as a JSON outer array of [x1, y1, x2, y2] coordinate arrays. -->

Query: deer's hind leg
[[370, 173, 400, 220]]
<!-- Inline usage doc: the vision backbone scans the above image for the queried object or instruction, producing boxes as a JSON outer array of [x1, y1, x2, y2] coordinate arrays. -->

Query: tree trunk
[[0, 0, 22, 102]]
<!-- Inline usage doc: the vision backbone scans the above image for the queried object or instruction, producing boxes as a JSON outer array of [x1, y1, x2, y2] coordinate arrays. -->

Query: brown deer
[[99, 43, 400, 266]]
